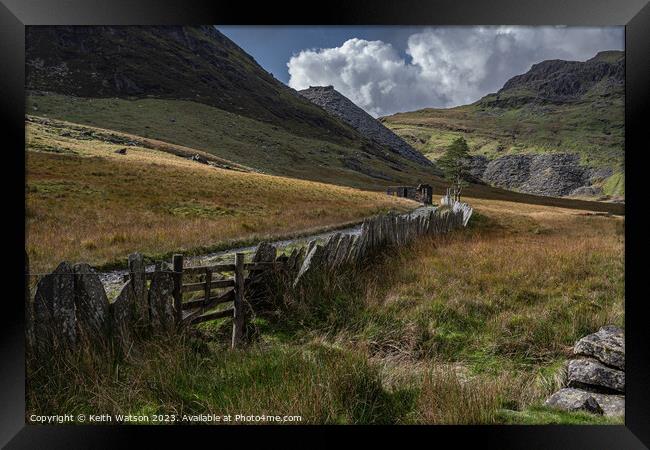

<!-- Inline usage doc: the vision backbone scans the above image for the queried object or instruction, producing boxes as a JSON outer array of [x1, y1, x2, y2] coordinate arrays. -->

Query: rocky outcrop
[[545, 388, 624, 417], [482, 50, 624, 108], [299, 86, 434, 168], [574, 325, 624, 370], [467, 155, 489, 181], [469, 153, 606, 197], [567, 358, 625, 393], [569, 186, 603, 197], [544, 326, 625, 417]]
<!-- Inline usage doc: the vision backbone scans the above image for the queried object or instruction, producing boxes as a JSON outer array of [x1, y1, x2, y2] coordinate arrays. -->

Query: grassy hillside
[[381, 51, 625, 195], [25, 26, 440, 186], [26, 118, 416, 273], [388, 107, 624, 197], [383, 99, 623, 168], [29, 195, 624, 424], [26, 93, 442, 190], [25, 96, 625, 214], [26, 26, 361, 144]]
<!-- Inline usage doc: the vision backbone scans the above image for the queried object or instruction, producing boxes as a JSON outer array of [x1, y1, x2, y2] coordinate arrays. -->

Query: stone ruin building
[[386, 184, 433, 205]]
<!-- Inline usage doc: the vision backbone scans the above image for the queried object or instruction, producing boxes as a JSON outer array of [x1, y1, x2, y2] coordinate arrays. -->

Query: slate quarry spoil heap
[[545, 325, 624, 417], [299, 86, 434, 169]]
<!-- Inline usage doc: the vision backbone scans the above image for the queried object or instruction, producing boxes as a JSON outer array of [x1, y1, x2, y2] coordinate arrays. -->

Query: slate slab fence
[[26, 199, 472, 356]]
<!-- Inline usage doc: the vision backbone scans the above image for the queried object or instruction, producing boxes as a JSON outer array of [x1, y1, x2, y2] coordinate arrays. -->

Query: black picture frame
[[2, 0, 648, 447]]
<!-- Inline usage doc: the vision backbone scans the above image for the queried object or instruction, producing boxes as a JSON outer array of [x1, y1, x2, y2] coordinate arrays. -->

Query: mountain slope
[[382, 51, 624, 198], [26, 116, 416, 272], [25, 26, 438, 189], [299, 86, 435, 168]]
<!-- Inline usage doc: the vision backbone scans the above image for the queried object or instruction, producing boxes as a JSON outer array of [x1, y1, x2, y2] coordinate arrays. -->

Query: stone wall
[[292, 201, 472, 287], [545, 326, 625, 417], [26, 199, 473, 357], [28, 253, 176, 359]]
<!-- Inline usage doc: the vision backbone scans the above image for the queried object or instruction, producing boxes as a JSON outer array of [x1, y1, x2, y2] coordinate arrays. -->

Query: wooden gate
[[172, 253, 282, 347]]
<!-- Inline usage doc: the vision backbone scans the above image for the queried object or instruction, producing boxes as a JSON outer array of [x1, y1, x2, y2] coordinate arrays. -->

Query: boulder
[[567, 358, 624, 393], [190, 154, 208, 164], [574, 325, 624, 370], [545, 388, 623, 417], [591, 391, 625, 417], [569, 185, 602, 197]]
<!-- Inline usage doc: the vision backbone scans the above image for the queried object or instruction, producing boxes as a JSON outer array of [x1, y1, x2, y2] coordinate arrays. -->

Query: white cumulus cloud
[[287, 26, 623, 117]]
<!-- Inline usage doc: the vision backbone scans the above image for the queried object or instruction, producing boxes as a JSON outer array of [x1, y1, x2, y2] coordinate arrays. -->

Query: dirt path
[[98, 205, 436, 292]]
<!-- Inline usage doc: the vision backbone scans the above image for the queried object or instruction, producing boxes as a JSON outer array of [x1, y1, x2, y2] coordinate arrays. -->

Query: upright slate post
[[128, 253, 147, 326], [172, 254, 183, 325], [232, 253, 246, 348]]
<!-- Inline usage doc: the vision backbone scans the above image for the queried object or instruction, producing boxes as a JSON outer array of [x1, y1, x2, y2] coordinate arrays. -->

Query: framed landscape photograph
[[1, 0, 649, 447]]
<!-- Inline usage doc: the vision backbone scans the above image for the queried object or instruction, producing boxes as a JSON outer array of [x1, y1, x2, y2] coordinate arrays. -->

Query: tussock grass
[[26, 120, 415, 272], [28, 334, 416, 424], [27, 176, 623, 424], [262, 198, 623, 423]]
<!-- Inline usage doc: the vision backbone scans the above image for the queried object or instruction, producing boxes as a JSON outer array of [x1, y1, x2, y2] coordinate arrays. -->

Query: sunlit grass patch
[[26, 120, 416, 272]]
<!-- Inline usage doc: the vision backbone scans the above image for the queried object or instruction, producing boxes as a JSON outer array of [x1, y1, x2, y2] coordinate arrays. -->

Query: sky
[[218, 26, 624, 118]]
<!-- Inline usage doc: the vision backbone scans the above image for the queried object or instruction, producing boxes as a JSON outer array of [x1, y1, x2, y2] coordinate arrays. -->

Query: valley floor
[[28, 196, 624, 425]]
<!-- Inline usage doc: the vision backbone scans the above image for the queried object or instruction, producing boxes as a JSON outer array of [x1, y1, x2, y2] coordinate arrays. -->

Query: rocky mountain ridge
[[299, 86, 435, 168], [484, 50, 624, 108]]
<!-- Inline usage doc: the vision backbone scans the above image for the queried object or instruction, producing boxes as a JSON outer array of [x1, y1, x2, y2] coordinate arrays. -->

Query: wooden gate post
[[232, 252, 246, 348], [172, 254, 183, 325]]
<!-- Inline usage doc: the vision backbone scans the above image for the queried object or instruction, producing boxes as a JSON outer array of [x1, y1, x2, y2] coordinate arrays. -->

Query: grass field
[[26, 118, 416, 272], [28, 195, 624, 424]]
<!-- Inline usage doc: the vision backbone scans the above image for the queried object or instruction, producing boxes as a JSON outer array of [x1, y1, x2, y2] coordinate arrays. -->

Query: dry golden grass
[[26, 121, 415, 272], [27, 190, 624, 424], [361, 197, 624, 357], [355, 199, 623, 422], [276, 197, 623, 423]]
